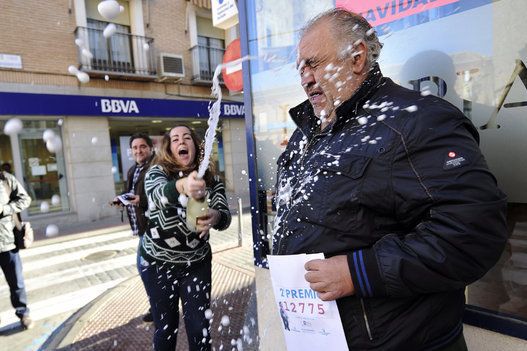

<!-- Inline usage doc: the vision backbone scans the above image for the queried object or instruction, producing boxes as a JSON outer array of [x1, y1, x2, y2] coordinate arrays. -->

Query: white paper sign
[[268, 254, 348, 351], [31, 165, 47, 176], [0, 53, 22, 69], [211, 0, 239, 29]]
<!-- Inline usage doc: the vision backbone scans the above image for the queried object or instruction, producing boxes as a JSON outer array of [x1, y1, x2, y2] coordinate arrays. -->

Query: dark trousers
[[438, 333, 468, 351], [0, 249, 29, 318], [136, 236, 151, 314], [140, 255, 212, 351]]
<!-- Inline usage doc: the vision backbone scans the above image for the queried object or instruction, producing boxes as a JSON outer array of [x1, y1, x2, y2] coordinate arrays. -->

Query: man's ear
[[352, 41, 368, 74]]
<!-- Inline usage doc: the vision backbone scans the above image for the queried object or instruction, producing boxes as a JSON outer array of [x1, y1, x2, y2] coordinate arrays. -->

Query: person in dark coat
[[113, 132, 154, 322], [273, 9, 508, 351]]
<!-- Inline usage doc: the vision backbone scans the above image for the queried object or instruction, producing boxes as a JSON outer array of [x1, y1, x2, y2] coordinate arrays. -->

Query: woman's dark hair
[[151, 125, 215, 184]]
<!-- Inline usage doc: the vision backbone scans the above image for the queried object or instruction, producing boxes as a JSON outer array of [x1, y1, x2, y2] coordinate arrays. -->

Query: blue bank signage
[[0, 92, 245, 118]]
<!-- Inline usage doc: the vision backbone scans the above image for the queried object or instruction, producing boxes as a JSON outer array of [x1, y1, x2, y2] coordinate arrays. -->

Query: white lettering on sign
[[100, 99, 140, 113], [223, 104, 245, 116]]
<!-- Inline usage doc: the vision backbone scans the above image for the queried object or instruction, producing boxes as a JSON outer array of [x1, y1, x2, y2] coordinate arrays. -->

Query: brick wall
[[0, 0, 78, 74], [0, 0, 225, 97]]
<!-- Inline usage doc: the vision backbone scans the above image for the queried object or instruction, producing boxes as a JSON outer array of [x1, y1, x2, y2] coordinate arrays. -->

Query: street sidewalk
[[37, 212, 259, 351]]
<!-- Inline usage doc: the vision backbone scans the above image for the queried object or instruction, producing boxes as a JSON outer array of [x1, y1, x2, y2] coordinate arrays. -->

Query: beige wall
[[62, 117, 116, 221], [222, 118, 249, 196]]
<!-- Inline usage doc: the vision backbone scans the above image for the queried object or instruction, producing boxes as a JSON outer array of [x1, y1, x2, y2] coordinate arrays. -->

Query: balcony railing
[[190, 44, 225, 82], [74, 26, 156, 77]]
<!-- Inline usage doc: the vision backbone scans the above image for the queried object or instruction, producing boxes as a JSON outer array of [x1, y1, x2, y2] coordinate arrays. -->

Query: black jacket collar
[[289, 63, 384, 137]]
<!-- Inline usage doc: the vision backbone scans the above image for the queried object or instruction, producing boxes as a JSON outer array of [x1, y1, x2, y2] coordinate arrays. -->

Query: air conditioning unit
[[158, 53, 185, 79]]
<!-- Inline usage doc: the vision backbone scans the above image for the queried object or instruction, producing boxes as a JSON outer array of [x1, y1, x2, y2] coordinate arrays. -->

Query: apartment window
[[191, 16, 225, 82], [87, 19, 134, 73], [197, 36, 225, 80]]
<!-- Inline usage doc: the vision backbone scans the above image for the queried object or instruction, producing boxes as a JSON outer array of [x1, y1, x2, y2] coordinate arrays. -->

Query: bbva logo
[[101, 99, 140, 113], [223, 104, 244, 116]]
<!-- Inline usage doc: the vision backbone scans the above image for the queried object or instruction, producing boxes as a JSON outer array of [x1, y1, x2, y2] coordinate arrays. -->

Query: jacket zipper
[[360, 298, 373, 341]]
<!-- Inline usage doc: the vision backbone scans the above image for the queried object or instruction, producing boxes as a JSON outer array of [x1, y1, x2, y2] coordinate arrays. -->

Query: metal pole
[[237, 197, 243, 247]]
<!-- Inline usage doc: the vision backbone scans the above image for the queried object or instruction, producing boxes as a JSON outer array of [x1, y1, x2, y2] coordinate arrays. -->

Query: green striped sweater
[[140, 164, 231, 265]]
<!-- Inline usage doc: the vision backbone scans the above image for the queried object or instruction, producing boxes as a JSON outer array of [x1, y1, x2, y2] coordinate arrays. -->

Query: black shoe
[[142, 312, 153, 323], [20, 315, 35, 330]]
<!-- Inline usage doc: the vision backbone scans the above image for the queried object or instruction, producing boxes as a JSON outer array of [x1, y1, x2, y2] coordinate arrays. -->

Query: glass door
[[17, 120, 69, 215], [0, 133, 14, 172]]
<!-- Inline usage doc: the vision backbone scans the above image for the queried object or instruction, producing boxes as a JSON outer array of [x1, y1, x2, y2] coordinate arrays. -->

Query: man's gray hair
[[300, 8, 383, 68]]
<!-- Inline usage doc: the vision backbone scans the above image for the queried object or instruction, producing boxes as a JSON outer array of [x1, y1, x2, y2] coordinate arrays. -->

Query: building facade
[[239, 0, 527, 349], [0, 0, 249, 229]]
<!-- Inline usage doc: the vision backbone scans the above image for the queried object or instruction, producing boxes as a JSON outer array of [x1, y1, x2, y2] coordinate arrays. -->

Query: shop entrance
[[0, 132, 14, 177], [1, 119, 70, 215]]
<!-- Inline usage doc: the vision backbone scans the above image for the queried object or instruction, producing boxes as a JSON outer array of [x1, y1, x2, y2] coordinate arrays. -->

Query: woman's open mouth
[[177, 148, 191, 164]]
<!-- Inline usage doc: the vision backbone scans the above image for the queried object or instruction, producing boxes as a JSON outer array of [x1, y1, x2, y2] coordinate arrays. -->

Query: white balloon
[[51, 194, 61, 206], [68, 65, 79, 75], [104, 75, 110, 81], [91, 136, 98, 144], [45, 224, 59, 237], [81, 48, 93, 60], [43, 129, 55, 142], [220, 315, 230, 327], [76, 71, 90, 84], [57, 119, 64, 126], [143, 43, 150, 51], [40, 201, 50, 213], [103, 23, 117, 38], [97, 0, 121, 20], [3, 118, 23, 135], [111, 166, 117, 174], [46, 135, 63, 153], [74, 38, 84, 47]]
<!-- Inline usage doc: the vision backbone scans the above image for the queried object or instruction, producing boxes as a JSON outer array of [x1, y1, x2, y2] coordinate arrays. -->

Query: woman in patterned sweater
[[140, 125, 231, 351]]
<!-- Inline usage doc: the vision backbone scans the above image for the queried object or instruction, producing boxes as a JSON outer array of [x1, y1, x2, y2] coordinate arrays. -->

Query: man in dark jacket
[[113, 132, 154, 322], [273, 9, 508, 350]]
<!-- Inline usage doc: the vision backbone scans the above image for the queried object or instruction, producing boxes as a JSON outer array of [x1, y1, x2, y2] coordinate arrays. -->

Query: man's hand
[[304, 255, 355, 301], [196, 209, 221, 238], [110, 197, 123, 207], [129, 194, 140, 206]]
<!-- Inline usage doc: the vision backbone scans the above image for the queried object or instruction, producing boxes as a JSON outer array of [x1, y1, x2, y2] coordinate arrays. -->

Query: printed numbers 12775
[[280, 301, 325, 315]]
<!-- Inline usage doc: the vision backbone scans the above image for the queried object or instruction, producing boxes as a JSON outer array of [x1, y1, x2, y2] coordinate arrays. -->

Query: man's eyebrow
[[296, 58, 313, 70]]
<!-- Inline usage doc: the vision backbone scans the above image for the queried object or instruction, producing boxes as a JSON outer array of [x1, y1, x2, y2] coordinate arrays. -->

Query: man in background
[[113, 132, 154, 322]]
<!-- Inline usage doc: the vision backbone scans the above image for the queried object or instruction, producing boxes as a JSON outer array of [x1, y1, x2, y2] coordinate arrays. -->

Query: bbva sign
[[101, 99, 140, 114], [223, 104, 244, 116]]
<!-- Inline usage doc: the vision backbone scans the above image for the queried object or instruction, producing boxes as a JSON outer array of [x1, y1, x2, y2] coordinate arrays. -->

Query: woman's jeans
[[139, 255, 212, 351], [0, 249, 29, 318]]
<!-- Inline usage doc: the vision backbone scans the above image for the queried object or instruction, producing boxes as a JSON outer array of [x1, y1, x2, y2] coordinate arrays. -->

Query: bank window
[[244, 0, 527, 338], [18, 120, 69, 215]]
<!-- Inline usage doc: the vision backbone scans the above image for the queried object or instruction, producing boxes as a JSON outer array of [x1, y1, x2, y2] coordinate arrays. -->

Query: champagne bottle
[[186, 195, 208, 232]]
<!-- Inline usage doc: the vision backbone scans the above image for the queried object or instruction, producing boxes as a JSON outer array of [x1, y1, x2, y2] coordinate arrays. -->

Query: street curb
[[38, 276, 139, 351]]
